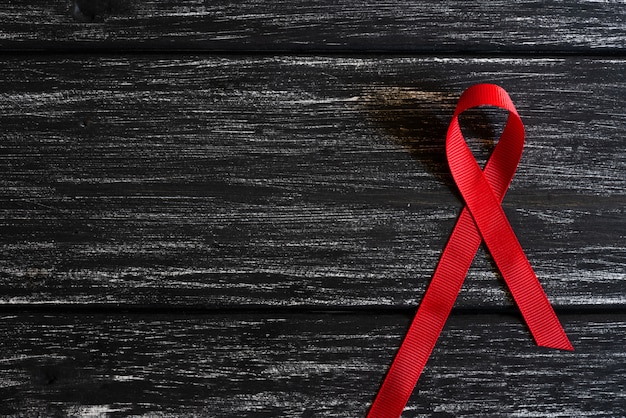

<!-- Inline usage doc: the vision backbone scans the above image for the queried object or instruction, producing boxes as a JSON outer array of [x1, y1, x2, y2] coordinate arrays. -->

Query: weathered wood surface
[[0, 56, 624, 308], [0, 313, 623, 417], [0, 1, 624, 52], [2, 1, 625, 416]]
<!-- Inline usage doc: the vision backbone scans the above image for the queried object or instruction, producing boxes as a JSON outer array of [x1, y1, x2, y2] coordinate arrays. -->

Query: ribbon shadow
[[363, 85, 508, 198], [362, 84, 512, 301]]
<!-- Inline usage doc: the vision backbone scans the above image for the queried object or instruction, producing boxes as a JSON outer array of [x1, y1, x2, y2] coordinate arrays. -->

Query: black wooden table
[[1, 1, 625, 416]]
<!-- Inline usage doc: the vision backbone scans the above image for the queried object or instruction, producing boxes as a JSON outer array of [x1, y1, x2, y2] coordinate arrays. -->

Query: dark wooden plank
[[0, 312, 623, 416], [1, 56, 624, 308], [0, 1, 624, 52]]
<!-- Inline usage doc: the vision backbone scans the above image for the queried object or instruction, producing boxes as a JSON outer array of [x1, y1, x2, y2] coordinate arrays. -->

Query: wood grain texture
[[0, 312, 623, 417], [2, 2, 624, 417], [0, 1, 624, 52], [1, 56, 624, 308]]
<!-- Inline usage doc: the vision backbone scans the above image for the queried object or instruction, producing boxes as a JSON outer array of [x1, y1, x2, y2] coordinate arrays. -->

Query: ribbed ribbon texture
[[367, 84, 573, 418]]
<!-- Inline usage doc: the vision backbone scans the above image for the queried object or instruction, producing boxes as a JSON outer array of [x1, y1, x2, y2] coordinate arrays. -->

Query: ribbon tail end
[[538, 338, 574, 352]]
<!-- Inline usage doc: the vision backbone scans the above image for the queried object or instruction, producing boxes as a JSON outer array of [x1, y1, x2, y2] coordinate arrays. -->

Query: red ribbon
[[368, 84, 573, 418]]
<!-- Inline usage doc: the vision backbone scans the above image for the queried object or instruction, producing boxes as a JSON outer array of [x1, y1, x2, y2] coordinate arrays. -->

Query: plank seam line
[[0, 305, 623, 316], [0, 49, 625, 59]]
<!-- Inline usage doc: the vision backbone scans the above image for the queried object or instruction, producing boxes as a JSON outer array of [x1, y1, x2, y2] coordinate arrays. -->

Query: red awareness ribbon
[[368, 84, 573, 418]]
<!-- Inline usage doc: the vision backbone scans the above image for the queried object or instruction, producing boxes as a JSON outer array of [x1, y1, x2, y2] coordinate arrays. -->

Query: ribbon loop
[[368, 84, 572, 418]]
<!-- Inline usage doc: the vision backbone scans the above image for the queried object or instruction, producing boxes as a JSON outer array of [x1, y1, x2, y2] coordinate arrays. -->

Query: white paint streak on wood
[[0, 1, 624, 417], [0, 313, 624, 416], [0, 1, 624, 51], [0, 56, 624, 308]]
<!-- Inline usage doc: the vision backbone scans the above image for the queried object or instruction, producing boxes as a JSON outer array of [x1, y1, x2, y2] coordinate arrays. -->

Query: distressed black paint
[[0, 1, 624, 52], [0, 313, 624, 416], [0, 56, 624, 308], [0, 2, 624, 416]]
